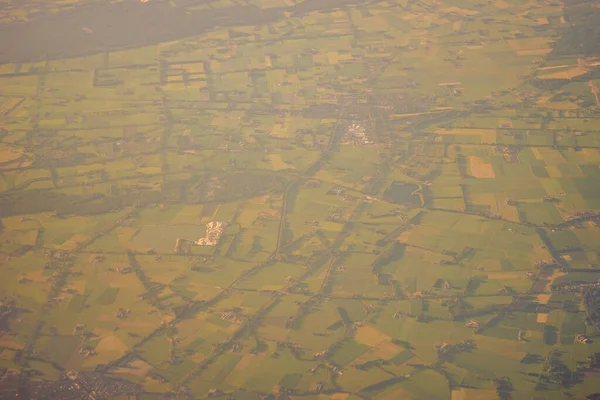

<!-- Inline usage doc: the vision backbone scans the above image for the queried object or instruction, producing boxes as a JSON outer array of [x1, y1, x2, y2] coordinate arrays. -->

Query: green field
[[1, 0, 600, 397]]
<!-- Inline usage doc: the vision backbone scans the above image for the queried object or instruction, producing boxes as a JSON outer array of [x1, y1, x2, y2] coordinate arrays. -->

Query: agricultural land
[[1, 0, 600, 399]]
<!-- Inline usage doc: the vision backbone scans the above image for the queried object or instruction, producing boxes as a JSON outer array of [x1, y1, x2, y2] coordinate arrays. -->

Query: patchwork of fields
[[1, 0, 600, 398]]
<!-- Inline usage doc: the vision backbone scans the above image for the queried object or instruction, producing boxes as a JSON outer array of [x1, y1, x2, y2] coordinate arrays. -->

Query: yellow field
[[581, 148, 600, 163], [546, 269, 566, 289], [531, 245, 552, 265], [545, 101, 579, 110], [537, 294, 550, 305], [93, 335, 129, 363], [508, 37, 553, 52], [270, 119, 291, 138], [537, 313, 548, 323], [355, 325, 391, 346], [170, 62, 204, 73], [493, 0, 512, 8], [332, 394, 350, 400], [439, 6, 479, 15], [58, 233, 91, 251], [354, 340, 402, 364], [468, 156, 495, 178], [0, 348, 16, 361], [516, 48, 552, 56], [538, 66, 589, 80], [545, 165, 563, 177], [494, 194, 520, 222], [531, 147, 564, 164], [0, 337, 23, 350], [452, 388, 499, 400], [0, 144, 23, 163], [113, 359, 153, 378]]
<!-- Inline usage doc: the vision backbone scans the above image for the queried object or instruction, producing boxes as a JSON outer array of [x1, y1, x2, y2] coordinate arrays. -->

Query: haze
[[0, 0, 599, 399]]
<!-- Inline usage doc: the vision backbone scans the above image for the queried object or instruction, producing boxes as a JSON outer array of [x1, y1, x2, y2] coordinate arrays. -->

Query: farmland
[[1, 0, 600, 398]]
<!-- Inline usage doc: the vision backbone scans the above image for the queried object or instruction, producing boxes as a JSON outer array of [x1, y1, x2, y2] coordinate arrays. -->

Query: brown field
[[545, 101, 580, 110], [354, 341, 402, 364], [353, 326, 404, 363], [533, 147, 565, 164], [0, 144, 23, 163], [538, 65, 575, 72], [508, 37, 552, 52], [529, 245, 552, 265], [545, 269, 566, 292], [581, 148, 600, 163], [94, 335, 129, 359], [537, 66, 589, 80], [468, 156, 495, 179], [545, 165, 563, 178], [0, 338, 23, 350], [438, 81, 462, 86], [440, 6, 479, 15], [59, 233, 91, 251], [535, 94, 554, 104], [452, 388, 499, 400], [0, 348, 16, 361], [536, 313, 548, 323], [493, 0, 512, 8], [270, 120, 291, 138], [332, 394, 350, 400], [537, 294, 550, 305], [355, 325, 390, 347], [516, 49, 552, 56]]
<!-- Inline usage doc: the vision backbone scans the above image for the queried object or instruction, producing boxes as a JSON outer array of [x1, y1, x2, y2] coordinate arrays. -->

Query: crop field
[[0, 0, 600, 398]]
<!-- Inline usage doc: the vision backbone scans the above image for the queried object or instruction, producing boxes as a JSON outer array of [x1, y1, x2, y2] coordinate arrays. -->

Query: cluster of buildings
[[574, 334, 589, 344], [465, 319, 481, 331], [196, 221, 228, 246], [552, 281, 600, 293], [0, 370, 139, 399], [173, 220, 228, 253], [345, 122, 373, 145], [115, 308, 131, 318]]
